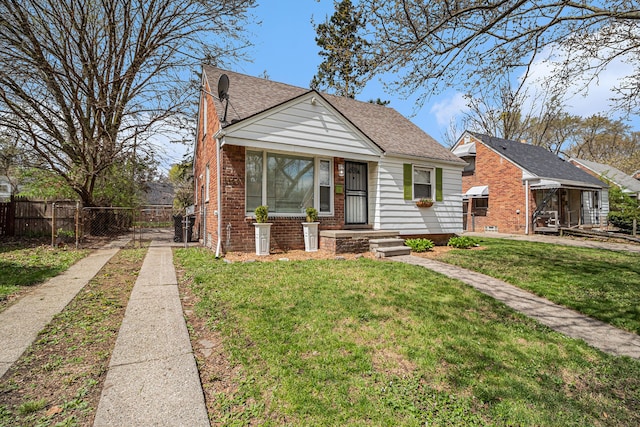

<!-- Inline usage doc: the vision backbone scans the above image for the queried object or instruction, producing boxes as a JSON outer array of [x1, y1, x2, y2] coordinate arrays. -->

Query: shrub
[[447, 236, 478, 249], [254, 205, 269, 223], [404, 238, 435, 252], [305, 207, 318, 222]]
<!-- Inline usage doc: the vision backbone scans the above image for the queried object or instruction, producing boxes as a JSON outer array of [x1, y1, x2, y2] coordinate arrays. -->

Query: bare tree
[[565, 115, 640, 174], [0, 0, 256, 206], [361, 1, 640, 113]]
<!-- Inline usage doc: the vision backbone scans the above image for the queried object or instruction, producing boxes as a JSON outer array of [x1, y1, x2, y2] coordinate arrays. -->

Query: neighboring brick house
[[192, 66, 466, 255], [451, 131, 608, 234], [569, 158, 640, 199]]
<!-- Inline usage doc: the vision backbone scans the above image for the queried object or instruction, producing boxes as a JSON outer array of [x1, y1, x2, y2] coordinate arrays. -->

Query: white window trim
[[316, 158, 334, 216], [413, 165, 434, 200], [246, 150, 334, 217]]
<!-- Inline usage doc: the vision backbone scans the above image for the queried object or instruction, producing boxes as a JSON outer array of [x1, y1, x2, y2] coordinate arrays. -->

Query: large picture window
[[246, 151, 332, 215]]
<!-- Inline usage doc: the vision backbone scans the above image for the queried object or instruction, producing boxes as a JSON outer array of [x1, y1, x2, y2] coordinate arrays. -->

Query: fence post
[[51, 202, 56, 247], [75, 201, 80, 249], [634, 218, 637, 237]]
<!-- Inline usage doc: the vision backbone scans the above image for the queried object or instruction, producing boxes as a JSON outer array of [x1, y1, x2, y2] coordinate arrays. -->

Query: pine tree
[[311, 0, 370, 98]]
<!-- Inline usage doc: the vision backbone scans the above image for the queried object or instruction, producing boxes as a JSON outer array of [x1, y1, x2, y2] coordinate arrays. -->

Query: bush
[[609, 211, 638, 234], [404, 238, 435, 252], [447, 236, 478, 249]]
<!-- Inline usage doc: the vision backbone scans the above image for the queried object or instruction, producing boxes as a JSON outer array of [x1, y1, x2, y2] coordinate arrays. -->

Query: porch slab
[[320, 230, 400, 238], [320, 230, 400, 254]]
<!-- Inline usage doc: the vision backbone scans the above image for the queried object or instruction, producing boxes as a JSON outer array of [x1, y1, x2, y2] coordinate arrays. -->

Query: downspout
[[215, 135, 223, 257], [524, 179, 530, 235]]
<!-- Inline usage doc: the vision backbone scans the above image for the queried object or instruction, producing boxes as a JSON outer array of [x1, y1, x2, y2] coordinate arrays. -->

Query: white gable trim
[[220, 92, 384, 161]]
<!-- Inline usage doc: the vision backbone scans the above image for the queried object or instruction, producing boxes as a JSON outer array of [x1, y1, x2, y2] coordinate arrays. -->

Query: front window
[[319, 159, 332, 213], [267, 153, 314, 213], [247, 151, 332, 215], [246, 151, 263, 211], [413, 167, 432, 199]]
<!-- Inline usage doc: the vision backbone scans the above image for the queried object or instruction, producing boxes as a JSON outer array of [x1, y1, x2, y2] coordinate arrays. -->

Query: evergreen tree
[[311, 0, 370, 98]]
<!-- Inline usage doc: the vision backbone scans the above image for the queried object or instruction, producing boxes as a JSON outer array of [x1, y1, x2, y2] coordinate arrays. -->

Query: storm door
[[344, 161, 368, 225]]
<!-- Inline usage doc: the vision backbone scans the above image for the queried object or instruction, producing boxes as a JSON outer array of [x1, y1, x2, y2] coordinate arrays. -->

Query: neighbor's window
[[247, 151, 332, 215], [472, 197, 488, 216], [413, 167, 433, 199]]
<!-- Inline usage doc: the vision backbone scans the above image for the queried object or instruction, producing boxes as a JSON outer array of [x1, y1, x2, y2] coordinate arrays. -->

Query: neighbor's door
[[344, 161, 368, 225]]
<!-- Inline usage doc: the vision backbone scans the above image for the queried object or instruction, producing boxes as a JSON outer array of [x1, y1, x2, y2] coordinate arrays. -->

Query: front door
[[344, 161, 368, 225]]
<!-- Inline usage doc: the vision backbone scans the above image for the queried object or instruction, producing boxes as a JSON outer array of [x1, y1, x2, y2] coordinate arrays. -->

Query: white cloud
[[429, 92, 470, 127], [523, 44, 634, 118]]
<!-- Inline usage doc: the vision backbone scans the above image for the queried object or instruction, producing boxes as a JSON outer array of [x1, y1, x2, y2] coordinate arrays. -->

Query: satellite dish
[[218, 74, 230, 123], [218, 74, 229, 101]]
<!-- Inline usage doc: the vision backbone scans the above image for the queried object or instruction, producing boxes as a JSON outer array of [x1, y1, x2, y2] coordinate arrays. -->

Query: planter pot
[[253, 223, 272, 256], [416, 200, 434, 208], [302, 222, 319, 252]]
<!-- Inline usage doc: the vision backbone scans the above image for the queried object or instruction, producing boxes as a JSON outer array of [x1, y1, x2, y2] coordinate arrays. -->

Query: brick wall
[[192, 83, 220, 249], [219, 147, 347, 253], [462, 137, 532, 233]]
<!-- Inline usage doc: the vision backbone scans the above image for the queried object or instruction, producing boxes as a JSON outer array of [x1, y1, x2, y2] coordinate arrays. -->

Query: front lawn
[[0, 245, 89, 309], [176, 249, 640, 426], [437, 238, 640, 334]]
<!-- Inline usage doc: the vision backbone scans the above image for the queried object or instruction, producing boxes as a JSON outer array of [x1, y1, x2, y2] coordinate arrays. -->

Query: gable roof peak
[[201, 65, 464, 164]]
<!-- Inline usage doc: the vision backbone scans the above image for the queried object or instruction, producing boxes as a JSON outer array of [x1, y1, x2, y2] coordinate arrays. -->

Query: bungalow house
[[568, 158, 640, 200], [192, 66, 466, 255], [452, 131, 608, 234]]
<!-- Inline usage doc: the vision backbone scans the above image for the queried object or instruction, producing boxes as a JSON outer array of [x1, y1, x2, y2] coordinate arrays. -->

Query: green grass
[[438, 238, 640, 334], [176, 248, 640, 426], [0, 245, 89, 304]]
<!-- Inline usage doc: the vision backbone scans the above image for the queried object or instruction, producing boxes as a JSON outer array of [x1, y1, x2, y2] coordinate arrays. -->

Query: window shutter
[[403, 164, 413, 200], [436, 167, 443, 201]]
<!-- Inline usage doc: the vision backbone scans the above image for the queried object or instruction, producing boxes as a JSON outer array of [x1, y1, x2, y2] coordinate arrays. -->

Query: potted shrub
[[302, 207, 319, 252], [253, 205, 271, 256], [416, 198, 434, 208]]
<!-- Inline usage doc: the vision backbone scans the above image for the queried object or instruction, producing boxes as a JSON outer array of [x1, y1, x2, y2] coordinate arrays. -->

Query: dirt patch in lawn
[[0, 244, 146, 427]]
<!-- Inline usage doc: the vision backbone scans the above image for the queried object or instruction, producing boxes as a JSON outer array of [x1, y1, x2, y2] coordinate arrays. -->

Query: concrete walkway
[[0, 236, 130, 378], [392, 255, 640, 359], [93, 239, 209, 427]]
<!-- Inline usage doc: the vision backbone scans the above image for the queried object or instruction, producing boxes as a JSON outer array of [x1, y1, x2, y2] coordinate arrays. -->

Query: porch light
[[338, 163, 345, 177]]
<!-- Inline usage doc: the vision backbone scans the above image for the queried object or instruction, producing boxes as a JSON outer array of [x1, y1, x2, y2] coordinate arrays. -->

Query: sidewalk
[[93, 239, 209, 427], [0, 236, 130, 378], [392, 255, 640, 359]]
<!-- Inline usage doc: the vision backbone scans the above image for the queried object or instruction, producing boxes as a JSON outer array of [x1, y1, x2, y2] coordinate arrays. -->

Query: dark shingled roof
[[469, 132, 606, 187], [203, 65, 464, 164]]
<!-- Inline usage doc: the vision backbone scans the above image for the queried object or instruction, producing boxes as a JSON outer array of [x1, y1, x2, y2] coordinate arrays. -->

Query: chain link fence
[[4, 202, 175, 249]]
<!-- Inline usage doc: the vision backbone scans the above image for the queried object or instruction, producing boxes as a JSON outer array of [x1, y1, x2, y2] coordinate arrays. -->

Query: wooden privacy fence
[[0, 199, 77, 238]]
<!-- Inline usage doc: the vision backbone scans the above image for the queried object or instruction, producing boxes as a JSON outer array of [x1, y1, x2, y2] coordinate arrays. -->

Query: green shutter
[[403, 164, 413, 200], [436, 167, 443, 201]]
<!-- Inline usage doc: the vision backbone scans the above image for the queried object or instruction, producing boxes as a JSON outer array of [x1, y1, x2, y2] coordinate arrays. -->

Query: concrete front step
[[369, 238, 405, 250], [374, 245, 411, 258]]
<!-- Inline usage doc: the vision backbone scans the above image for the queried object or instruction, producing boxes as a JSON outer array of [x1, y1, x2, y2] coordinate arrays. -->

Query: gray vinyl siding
[[373, 157, 463, 234], [223, 96, 382, 160]]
